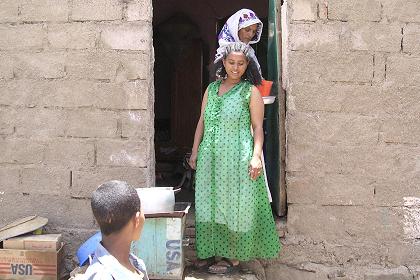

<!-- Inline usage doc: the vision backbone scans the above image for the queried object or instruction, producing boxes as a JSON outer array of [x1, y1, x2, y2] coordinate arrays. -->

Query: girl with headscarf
[[215, 9, 263, 73]]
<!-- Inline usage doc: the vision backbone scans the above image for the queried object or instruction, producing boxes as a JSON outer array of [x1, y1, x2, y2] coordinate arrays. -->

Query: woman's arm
[[249, 86, 264, 180], [189, 88, 209, 170]]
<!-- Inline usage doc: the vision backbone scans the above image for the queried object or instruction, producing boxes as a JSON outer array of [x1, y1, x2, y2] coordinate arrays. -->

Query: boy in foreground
[[83, 180, 148, 280]]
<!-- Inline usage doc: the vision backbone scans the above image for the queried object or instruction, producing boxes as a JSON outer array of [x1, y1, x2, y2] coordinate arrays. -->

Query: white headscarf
[[215, 9, 263, 71]]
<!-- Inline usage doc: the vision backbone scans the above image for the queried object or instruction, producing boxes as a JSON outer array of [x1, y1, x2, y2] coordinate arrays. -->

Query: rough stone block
[[287, 173, 375, 205], [44, 141, 94, 168], [100, 23, 151, 50], [403, 24, 420, 54], [66, 110, 118, 138], [289, 83, 383, 115], [277, 237, 401, 268], [121, 110, 150, 139], [50, 228, 98, 267], [318, 2, 328, 20], [288, 111, 380, 146], [0, 168, 20, 192], [374, 179, 420, 207], [116, 81, 149, 109], [275, 236, 333, 266], [287, 144, 420, 181], [15, 108, 66, 138], [382, 86, 420, 117], [81, 81, 149, 109], [61, 198, 96, 228], [66, 52, 149, 81], [0, 80, 58, 106], [96, 140, 148, 167], [13, 52, 66, 79], [20, 168, 70, 195], [287, 205, 404, 243], [344, 243, 419, 269], [263, 261, 354, 280], [0, 54, 14, 79], [266, 264, 328, 280], [0, 193, 95, 228], [290, 0, 317, 22], [409, 266, 420, 279], [404, 197, 420, 243], [373, 53, 386, 84], [383, 0, 420, 23], [71, 167, 147, 197], [387, 55, 420, 87], [0, 25, 44, 50], [0, 80, 150, 109], [348, 23, 402, 52], [0, 139, 44, 164], [289, 23, 341, 51], [364, 266, 412, 280], [0, 1, 19, 23], [330, 244, 411, 268], [47, 23, 97, 50], [116, 53, 150, 81], [327, 0, 381, 22], [19, 0, 69, 22], [126, 0, 152, 22], [65, 52, 118, 81], [0, 108, 15, 135], [287, 83, 341, 112], [71, 0, 122, 21], [289, 52, 373, 83], [383, 117, 420, 145]]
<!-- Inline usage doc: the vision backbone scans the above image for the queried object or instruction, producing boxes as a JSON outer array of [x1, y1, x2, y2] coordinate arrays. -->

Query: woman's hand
[[189, 152, 198, 170], [248, 156, 262, 180]]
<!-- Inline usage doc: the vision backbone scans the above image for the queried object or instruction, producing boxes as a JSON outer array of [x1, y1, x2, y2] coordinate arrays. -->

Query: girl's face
[[223, 51, 249, 80], [238, 24, 258, 44]]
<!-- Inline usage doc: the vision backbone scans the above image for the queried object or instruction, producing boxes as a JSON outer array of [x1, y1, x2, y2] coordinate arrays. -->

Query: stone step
[[184, 266, 259, 280], [275, 217, 287, 238]]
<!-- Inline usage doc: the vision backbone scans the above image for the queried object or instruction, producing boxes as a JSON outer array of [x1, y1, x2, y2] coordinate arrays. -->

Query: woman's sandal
[[208, 258, 240, 274], [193, 257, 215, 271]]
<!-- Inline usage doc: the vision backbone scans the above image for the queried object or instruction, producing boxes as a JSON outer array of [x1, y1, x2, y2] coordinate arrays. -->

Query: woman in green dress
[[189, 42, 280, 274]]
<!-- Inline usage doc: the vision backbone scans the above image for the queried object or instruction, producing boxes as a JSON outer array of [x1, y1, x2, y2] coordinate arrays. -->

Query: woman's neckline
[[216, 79, 242, 97]]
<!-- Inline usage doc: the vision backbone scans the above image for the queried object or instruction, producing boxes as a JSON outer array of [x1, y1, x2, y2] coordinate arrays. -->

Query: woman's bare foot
[[193, 257, 215, 270], [208, 258, 240, 274]]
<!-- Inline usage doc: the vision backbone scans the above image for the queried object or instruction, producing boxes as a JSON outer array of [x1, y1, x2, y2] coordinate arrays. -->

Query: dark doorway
[[153, 14, 205, 200], [153, 0, 273, 205]]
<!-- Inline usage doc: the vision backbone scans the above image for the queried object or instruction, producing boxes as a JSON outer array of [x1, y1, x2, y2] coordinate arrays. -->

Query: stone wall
[[0, 0, 154, 271], [1, 0, 419, 278], [270, 0, 420, 279]]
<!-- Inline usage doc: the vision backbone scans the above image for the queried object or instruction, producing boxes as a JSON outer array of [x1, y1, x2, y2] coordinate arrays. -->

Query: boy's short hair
[[91, 180, 141, 236]]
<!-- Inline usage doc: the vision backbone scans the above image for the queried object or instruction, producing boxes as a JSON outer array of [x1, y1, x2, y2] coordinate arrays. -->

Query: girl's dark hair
[[214, 42, 262, 86]]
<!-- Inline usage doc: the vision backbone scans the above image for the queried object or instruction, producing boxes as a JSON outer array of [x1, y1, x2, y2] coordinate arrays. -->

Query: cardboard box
[[3, 234, 62, 251], [0, 245, 63, 280]]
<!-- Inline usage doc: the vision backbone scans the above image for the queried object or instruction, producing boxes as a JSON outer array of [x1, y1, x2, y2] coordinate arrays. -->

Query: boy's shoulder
[[82, 261, 114, 280], [130, 254, 147, 271]]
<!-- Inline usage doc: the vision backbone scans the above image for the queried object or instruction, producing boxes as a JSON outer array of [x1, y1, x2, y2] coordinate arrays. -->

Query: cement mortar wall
[[270, 0, 420, 279], [0, 0, 154, 272], [1, 0, 420, 279]]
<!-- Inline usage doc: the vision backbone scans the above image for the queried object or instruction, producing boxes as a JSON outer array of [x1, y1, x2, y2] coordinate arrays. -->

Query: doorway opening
[[152, 0, 285, 216]]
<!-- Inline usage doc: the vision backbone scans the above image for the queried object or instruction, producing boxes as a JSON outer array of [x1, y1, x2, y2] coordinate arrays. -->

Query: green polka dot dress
[[195, 80, 280, 261]]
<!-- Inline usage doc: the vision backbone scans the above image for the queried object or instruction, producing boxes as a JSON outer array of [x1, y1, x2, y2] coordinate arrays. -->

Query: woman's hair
[[214, 42, 262, 86]]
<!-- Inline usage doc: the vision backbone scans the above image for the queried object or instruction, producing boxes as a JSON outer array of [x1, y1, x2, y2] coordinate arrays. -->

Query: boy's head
[[91, 180, 144, 239]]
